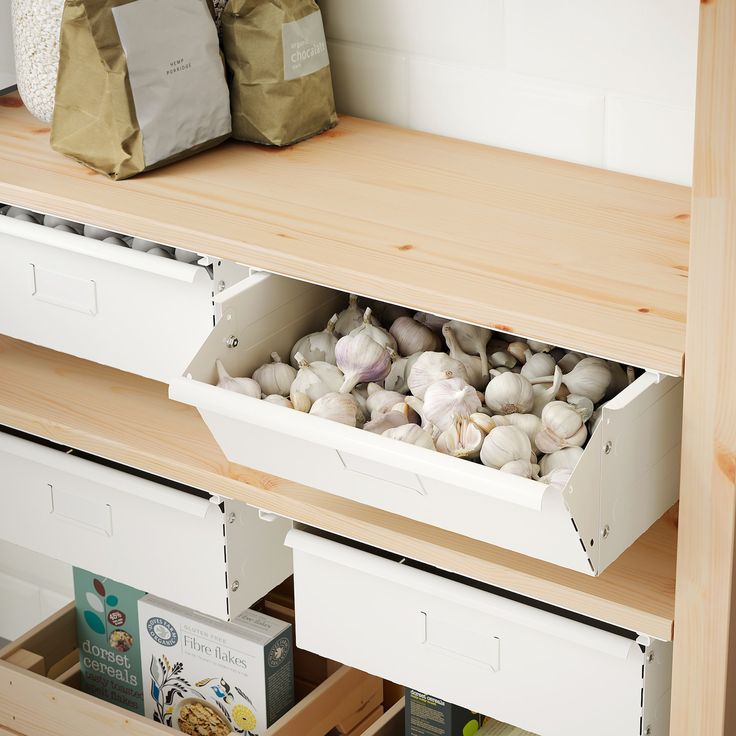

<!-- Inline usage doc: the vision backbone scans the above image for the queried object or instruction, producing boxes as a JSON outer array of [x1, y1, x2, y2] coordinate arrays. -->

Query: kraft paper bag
[[51, 0, 231, 180], [222, 0, 337, 146]]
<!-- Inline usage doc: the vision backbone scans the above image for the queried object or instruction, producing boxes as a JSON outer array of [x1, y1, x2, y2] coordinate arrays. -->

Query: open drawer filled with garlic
[[0, 205, 250, 382], [169, 272, 683, 575]]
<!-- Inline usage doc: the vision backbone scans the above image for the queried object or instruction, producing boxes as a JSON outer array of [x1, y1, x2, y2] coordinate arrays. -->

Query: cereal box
[[405, 689, 483, 736], [73, 567, 146, 714], [139, 595, 294, 736]]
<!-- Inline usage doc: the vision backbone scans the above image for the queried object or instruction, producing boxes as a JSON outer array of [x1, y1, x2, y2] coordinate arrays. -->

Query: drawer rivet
[[602, 525, 611, 539], [227, 512, 236, 524], [644, 727, 652, 735], [647, 652, 655, 663], [604, 441, 613, 455], [217, 280, 226, 292], [231, 580, 240, 592], [226, 335, 239, 348]]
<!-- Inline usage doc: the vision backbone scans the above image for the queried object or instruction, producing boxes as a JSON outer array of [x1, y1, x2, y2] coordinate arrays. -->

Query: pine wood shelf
[[0, 93, 689, 375], [0, 336, 677, 640]]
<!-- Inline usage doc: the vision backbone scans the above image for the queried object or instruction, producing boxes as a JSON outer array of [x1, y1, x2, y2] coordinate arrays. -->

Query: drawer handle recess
[[336, 450, 428, 495], [420, 611, 501, 672], [30, 263, 98, 315], [49, 484, 113, 536]]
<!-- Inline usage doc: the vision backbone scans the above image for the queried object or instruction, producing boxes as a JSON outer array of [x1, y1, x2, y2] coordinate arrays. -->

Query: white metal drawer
[[0, 213, 249, 383], [0, 431, 293, 619], [170, 272, 682, 575], [287, 530, 672, 736]]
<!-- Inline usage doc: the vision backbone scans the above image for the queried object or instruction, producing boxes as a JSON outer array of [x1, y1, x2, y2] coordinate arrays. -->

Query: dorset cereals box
[[139, 595, 294, 736]]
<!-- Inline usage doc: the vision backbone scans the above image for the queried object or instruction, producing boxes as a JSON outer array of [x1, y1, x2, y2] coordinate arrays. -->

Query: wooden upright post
[[671, 0, 736, 733]]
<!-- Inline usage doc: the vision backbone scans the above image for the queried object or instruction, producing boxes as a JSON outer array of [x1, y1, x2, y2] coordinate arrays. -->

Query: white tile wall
[[321, 0, 699, 184]]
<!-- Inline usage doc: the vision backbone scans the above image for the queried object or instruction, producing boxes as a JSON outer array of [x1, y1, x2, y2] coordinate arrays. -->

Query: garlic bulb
[[290, 352, 344, 403], [407, 352, 469, 399], [43, 214, 82, 233], [469, 412, 496, 434], [520, 350, 556, 380], [489, 351, 517, 370], [484, 372, 534, 415], [174, 248, 200, 263], [369, 302, 412, 325], [383, 424, 436, 450], [557, 351, 583, 374], [390, 316, 441, 356], [480, 425, 532, 469], [104, 236, 133, 248], [491, 413, 543, 451], [253, 352, 297, 397], [436, 416, 485, 459], [390, 401, 420, 424], [335, 333, 392, 393], [6, 206, 41, 223], [506, 341, 529, 364], [442, 323, 487, 389], [605, 361, 634, 399], [539, 446, 584, 477], [423, 378, 482, 431], [264, 394, 293, 408], [531, 366, 562, 416], [83, 223, 122, 240], [366, 383, 406, 419], [384, 350, 422, 393], [363, 410, 409, 434], [215, 359, 261, 398], [310, 392, 362, 427], [543, 357, 612, 404], [566, 394, 594, 422], [290, 314, 339, 367], [413, 311, 450, 334], [500, 459, 540, 479], [334, 294, 377, 336], [291, 391, 312, 413], [535, 401, 588, 454], [527, 340, 552, 353], [446, 321, 491, 378], [366, 383, 404, 419], [349, 308, 397, 351], [405, 396, 442, 440]]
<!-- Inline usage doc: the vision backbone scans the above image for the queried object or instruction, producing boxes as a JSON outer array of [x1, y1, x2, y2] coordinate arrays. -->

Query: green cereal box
[[73, 567, 146, 714], [405, 689, 482, 736], [139, 595, 294, 736]]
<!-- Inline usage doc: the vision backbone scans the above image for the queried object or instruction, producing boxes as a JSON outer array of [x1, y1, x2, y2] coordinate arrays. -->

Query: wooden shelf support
[[671, 0, 736, 733]]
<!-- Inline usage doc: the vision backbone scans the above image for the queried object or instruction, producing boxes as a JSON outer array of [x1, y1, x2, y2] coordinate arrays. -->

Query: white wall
[[320, 0, 699, 185], [0, 1, 15, 90]]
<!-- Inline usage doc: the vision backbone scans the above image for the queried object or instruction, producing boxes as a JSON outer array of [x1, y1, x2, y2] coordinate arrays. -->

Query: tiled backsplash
[[320, 0, 699, 185]]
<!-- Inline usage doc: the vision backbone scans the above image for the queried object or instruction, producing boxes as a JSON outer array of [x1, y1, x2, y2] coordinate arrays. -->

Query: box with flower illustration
[[139, 594, 295, 736]]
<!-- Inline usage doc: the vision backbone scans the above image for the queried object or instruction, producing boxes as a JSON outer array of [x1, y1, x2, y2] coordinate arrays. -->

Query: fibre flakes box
[[139, 595, 294, 736], [405, 689, 482, 736], [73, 567, 146, 714]]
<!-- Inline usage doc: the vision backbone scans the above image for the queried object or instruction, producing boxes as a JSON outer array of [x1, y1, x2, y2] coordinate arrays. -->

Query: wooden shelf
[[0, 94, 689, 375], [0, 336, 677, 640]]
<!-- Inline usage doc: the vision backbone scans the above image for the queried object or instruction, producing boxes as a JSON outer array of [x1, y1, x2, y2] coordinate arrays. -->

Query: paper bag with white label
[[222, 0, 337, 146], [51, 0, 231, 180]]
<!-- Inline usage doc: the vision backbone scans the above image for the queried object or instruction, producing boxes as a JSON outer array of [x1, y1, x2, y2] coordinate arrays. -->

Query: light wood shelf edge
[[0, 95, 689, 375], [0, 336, 676, 641]]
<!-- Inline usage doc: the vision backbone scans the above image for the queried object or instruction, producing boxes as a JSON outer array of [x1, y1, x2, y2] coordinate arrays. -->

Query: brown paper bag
[[222, 0, 337, 146], [51, 0, 231, 180]]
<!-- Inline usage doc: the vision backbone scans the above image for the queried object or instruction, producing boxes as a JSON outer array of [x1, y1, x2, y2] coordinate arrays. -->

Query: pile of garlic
[[0, 205, 202, 264], [215, 294, 636, 482]]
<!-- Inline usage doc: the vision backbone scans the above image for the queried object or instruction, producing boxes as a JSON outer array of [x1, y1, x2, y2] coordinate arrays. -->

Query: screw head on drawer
[[231, 580, 240, 592], [226, 335, 239, 348], [602, 525, 611, 539], [604, 441, 613, 455], [217, 280, 226, 292], [227, 512, 236, 524]]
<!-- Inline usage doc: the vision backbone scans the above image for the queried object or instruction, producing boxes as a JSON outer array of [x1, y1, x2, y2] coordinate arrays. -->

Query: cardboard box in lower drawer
[[170, 272, 683, 575], [0, 603, 386, 736], [0, 429, 292, 618], [287, 529, 673, 736]]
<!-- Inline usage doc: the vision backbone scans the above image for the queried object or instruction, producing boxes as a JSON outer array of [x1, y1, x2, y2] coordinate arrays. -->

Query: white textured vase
[[11, 0, 65, 123]]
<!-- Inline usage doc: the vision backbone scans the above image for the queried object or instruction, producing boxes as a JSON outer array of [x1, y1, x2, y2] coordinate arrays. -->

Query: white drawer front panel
[[0, 432, 292, 619], [0, 215, 216, 382], [171, 272, 682, 575], [287, 530, 671, 736]]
